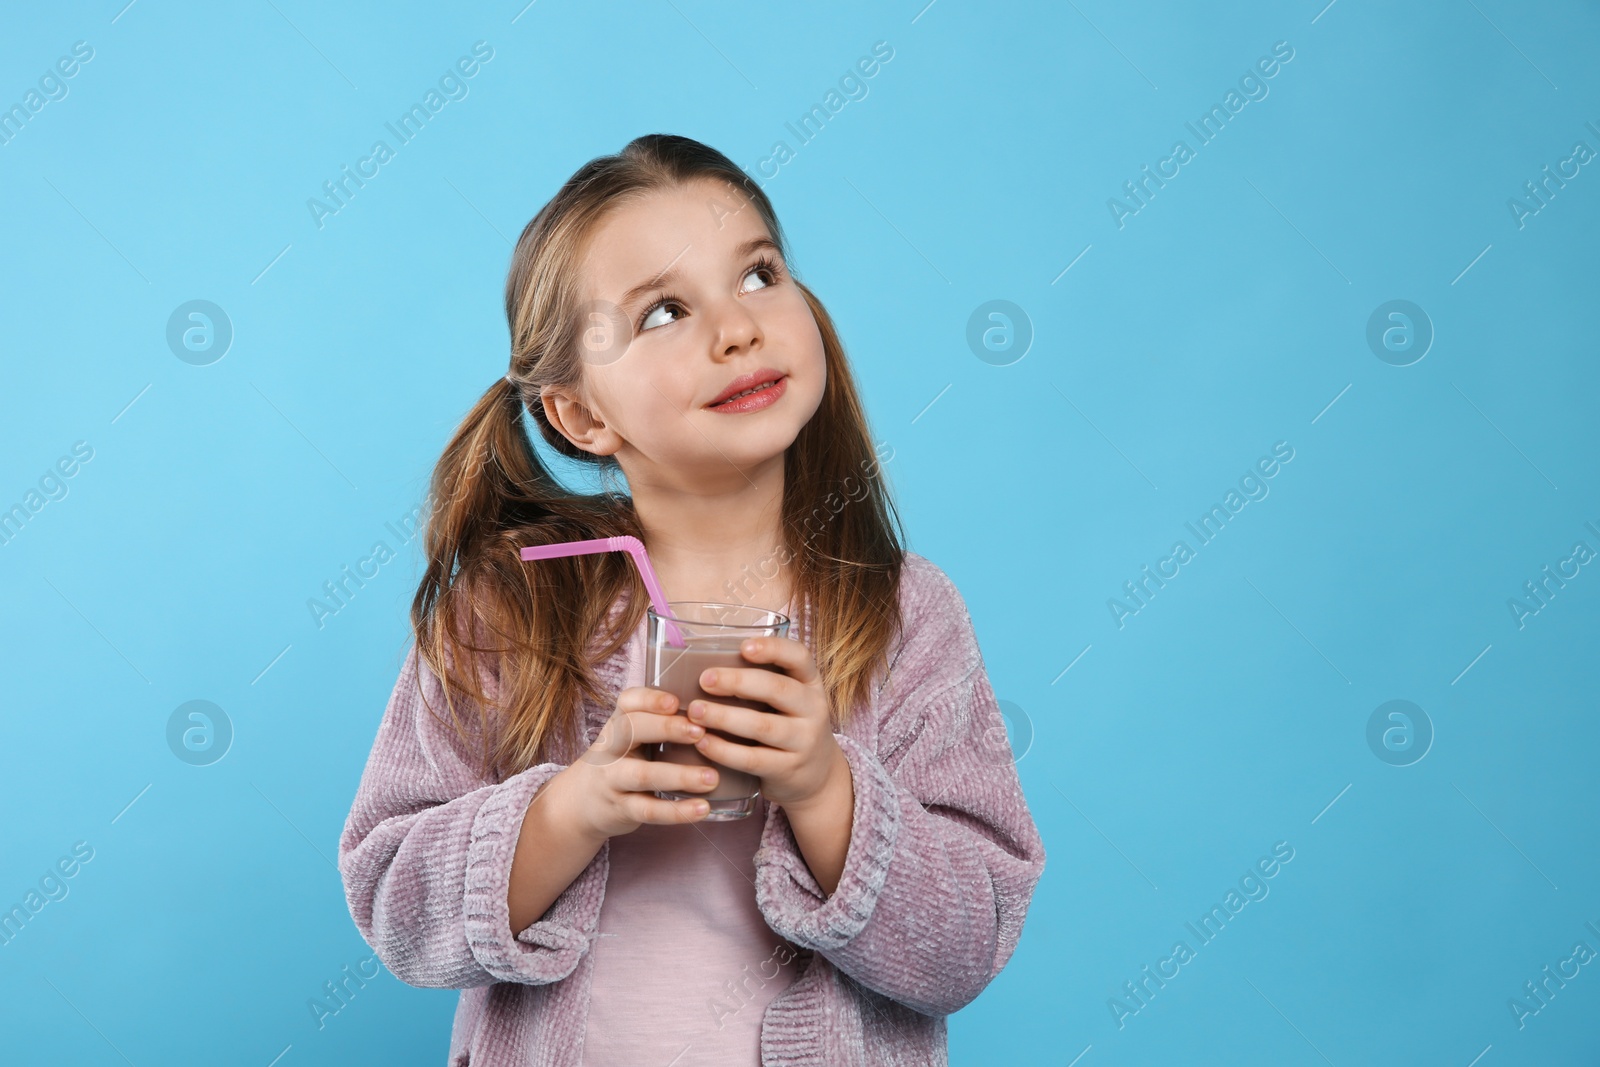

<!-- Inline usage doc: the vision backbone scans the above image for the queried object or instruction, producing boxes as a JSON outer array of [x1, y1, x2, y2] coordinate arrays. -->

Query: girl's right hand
[[553, 686, 720, 840]]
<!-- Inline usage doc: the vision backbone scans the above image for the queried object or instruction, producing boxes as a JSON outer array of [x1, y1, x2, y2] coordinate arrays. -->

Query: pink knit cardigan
[[338, 552, 1047, 1065]]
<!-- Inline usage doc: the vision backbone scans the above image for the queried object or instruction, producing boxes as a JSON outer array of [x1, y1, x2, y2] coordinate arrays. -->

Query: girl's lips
[[706, 375, 786, 413]]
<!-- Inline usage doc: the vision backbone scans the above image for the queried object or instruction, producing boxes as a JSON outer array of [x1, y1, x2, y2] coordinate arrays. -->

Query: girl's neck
[[630, 462, 792, 612], [652, 556, 795, 615]]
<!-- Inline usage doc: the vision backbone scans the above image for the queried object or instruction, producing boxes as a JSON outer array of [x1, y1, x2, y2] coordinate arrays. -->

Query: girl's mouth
[[707, 375, 786, 413]]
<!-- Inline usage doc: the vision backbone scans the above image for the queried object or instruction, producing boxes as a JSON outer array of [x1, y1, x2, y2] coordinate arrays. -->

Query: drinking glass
[[645, 602, 789, 821]]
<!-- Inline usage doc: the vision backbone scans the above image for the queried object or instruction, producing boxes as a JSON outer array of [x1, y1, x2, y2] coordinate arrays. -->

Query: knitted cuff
[[462, 764, 609, 984], [755, 732, 902, 950]]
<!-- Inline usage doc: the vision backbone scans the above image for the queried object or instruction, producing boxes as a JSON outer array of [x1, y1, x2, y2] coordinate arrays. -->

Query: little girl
[[339, 134, 1046, 1066]]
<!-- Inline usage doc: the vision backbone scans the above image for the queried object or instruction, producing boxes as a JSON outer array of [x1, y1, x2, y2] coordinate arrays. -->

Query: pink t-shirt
[[580, 794, 805, 1065], [581, 598, 806, 1065]]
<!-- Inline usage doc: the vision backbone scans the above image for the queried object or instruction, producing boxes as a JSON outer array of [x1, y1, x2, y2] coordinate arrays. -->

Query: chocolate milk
[[649, 637, 785, 802]]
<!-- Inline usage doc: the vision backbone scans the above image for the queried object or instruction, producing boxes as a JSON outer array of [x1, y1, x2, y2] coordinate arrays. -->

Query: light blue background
[[3, 0, 1597, 1063]]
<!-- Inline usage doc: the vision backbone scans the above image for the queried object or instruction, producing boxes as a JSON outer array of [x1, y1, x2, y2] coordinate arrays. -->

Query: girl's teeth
[[723, 380, 775, 402]]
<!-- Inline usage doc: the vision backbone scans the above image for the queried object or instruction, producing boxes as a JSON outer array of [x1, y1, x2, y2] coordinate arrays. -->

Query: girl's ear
[[541, 385, 619, 456]]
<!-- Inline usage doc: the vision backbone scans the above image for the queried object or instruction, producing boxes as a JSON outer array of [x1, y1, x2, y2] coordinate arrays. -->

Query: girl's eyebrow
[[617, 236, 781, 310]]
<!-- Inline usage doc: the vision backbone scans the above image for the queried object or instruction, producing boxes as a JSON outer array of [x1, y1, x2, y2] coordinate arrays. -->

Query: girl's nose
[[708, 296, 763, 356]]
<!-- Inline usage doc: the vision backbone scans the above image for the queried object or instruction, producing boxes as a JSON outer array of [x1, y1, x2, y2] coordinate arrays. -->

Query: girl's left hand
[[687, 636, 847, 811]]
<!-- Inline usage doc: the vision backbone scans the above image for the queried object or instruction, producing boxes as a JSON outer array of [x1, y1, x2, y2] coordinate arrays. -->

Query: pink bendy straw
[[519, 535, 686, 647]]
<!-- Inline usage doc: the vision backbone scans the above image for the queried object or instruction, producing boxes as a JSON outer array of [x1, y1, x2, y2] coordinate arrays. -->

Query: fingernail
[[700, 769, 716, 784], [687, 724, 704, 738], [701, 670, 717, 686]]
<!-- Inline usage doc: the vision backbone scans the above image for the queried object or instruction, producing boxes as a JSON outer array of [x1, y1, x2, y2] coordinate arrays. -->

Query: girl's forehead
[[580, 181, 767, 294]]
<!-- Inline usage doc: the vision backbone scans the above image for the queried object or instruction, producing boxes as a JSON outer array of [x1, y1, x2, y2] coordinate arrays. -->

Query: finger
[[616, 755, 719, 795], [620, 709, 707, 747], [584, 713, 638, 765], [738, 636, 820, 685], [583, 707, 703, 768], [619, 686, 681, 714], [696, 661, 802, 716], [691, 729, 775, 777], [626, 794, 713, 826], [687, 698, 796, 750]]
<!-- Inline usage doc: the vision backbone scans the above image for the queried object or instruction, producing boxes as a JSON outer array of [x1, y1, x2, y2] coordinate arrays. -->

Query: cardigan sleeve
[[752, 563, 1047, 1017], [338, 644, 610, 989]]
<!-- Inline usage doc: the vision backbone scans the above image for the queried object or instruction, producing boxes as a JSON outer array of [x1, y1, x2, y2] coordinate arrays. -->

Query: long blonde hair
[[412, 134, 906, 779]]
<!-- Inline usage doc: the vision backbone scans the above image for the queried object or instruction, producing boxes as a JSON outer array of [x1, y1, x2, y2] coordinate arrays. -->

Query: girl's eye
[[639, 298, 682, 332], [741, 258, 780, 294]]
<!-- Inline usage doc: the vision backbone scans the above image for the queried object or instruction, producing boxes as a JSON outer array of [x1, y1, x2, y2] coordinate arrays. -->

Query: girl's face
[[543, 178, 826, 491]]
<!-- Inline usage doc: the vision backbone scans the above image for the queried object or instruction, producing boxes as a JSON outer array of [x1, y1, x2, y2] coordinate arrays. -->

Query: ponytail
[[411, 375, 648, 779]]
